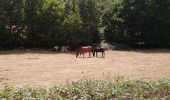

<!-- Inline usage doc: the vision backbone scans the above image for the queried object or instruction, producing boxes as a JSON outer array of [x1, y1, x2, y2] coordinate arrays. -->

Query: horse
[[93, 47, 105, 57], [76, 46, 93, 58]]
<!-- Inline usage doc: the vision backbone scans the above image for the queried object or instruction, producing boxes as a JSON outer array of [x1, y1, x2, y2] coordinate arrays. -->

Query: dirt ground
[[0, 50, 170, 87]]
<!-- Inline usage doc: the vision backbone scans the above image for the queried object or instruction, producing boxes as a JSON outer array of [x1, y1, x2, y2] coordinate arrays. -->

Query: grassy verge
[[0, 79, 170, 100]]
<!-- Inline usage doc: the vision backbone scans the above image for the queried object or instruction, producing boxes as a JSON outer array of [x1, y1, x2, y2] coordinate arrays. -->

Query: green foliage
[[104, 0, 170, 48], [0, 79, 170, 99], [24, 0, 65, 47], [64, 13, 83, 47], [79, 0, 100, 43], [102, 0, 124, 44], [41, 0, 65, 47], [1, 0, 170, 49], [0, 86, 47, 99], [0, 0, 25, 48]]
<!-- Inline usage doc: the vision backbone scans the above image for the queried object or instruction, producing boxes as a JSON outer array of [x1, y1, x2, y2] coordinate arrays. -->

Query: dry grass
[[0, 49, 170, 87]]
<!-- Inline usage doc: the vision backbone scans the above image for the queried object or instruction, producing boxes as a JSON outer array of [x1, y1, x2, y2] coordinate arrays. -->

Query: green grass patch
[[0, 79, 170, 99]]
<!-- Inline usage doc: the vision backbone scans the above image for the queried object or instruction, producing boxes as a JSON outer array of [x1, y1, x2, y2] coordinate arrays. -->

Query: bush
[[99, 40, 131, 50], [0, 79, 170, 99]]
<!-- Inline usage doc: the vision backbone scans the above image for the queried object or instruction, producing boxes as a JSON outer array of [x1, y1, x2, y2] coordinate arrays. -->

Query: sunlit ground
[[0, 50, 170, 87]]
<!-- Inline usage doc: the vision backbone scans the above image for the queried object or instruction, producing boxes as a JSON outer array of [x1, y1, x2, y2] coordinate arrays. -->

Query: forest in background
[[0, 0, 170, 49]]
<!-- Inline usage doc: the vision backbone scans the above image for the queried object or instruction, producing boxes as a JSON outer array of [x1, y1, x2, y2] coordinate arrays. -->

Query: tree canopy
[[0, 0, 170, 49]]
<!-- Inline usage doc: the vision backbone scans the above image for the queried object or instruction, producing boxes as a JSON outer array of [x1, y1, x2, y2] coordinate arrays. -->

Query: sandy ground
[[0, 50, 170, 87]]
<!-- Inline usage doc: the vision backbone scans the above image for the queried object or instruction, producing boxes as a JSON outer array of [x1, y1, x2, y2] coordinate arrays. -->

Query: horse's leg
[[102, 52, 104, 57], [76, 52, 79, 58], [93, 51, 95, 57], [89, 52, 91, 58], [96, 52, 98, 57], [80, 52, 81, 56]]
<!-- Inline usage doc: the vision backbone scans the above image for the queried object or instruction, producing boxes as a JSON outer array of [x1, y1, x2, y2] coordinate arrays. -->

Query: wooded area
[[0, 0, 170, 49]]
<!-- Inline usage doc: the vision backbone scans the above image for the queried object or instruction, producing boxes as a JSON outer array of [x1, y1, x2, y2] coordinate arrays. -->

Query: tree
[[24, 0, 65, 48], [79, 0, 100, 44], [0, 0, 25, 48], [41, 0, 65, 47], [24, 0, 45, 47], [102, 0, 124, 43], [104, 0, 170, 48]]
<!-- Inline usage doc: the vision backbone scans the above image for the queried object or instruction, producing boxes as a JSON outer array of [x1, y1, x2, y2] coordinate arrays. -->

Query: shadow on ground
[[0, 49, 76, 55]]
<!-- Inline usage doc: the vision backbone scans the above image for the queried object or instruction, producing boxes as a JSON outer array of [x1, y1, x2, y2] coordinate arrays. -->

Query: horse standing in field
[[76, 46, 93, 58], [93, 47, 105, 57]]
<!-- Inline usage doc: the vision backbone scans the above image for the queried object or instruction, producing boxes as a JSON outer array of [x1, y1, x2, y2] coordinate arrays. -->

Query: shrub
[[0, 79, 170, 99]]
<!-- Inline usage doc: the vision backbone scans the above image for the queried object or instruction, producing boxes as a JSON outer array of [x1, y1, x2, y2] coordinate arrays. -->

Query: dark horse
[[76, 46, 93, 58], [93, 47, 105, 57]]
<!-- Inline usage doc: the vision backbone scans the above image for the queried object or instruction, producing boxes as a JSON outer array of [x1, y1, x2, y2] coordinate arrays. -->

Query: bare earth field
[[0, 50, 170, 87]]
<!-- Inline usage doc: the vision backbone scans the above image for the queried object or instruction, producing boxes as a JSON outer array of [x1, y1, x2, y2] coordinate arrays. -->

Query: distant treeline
[[0, 0, 170, 49]]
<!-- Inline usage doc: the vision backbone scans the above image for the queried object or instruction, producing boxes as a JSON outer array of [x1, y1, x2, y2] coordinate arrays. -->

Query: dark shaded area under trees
[[0, 0, 170, 49], [103, 0, 170, 48]]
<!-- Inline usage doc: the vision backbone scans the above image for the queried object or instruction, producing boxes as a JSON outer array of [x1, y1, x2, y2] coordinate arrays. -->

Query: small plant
[[0, 79, 170, 99]]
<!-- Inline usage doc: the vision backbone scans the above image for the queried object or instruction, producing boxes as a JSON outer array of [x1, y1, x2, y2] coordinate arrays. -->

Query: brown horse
[[76, 46, 93, 58]]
